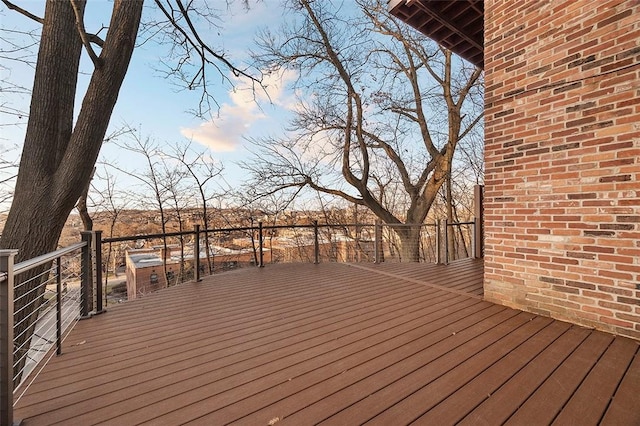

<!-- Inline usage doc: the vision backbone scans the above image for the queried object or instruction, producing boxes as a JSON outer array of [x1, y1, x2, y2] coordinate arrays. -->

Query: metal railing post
[[194, 225, 201, 282], [436, 221, 442, 264], [56, 257, 62, 355], [355, 222, 361, 262], [80, 232, 93, 318], [94, 230, 104, 314], [0, 249, 18, 426], [471, 219, 477, 259], [374, 221, 382, 264], [443, 218, 449, 265], [474, 184, 484, 258], [313, 220, 320, 264], [258, 222, 264, 267]]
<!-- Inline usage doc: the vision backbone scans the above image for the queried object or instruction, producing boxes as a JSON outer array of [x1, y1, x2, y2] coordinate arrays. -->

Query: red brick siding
[[484, 0, 640, 339]]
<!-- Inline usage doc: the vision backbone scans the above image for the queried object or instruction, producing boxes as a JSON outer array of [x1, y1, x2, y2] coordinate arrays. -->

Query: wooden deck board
[[150, 301, 498, 426], [553, 337, 639, 425], [322, 311, 538, 426], [504, 331, 614, 425], [202, 302, 492, 424], [364, 316, 556, 426], [458, 326, 592, 426], [415, 319, 573, 424], [226, 304, 507, 426], [18, 268, 443, 418], [12, 258, 640, 426], [21, 266, 422, 386], [600, 348, 640, 425], [89, 296, 474, 425]]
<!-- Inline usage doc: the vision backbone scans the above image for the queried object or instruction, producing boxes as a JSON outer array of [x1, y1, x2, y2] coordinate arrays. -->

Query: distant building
[[124, 246, 257, 300], [125, 249, 176, 299], [124, 236, 381, 299]]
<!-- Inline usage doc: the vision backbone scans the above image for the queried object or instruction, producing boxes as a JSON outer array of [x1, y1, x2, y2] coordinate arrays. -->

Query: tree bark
[[1, 0, 143, 256], [396, 224, 422, 262], [0, 0, 143, 383]]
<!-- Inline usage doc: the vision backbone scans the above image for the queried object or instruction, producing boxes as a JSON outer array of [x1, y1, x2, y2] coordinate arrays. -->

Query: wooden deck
[[13, 258, 640, 425]]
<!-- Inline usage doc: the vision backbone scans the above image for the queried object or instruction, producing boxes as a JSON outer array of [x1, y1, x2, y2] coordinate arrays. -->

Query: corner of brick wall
[[484, 0, 640, 340]]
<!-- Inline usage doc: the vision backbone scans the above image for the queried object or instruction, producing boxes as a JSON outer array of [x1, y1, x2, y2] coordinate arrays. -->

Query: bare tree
[[0, 0, 261, 382], [1, 0, 142, 258], [166, 141, 225, 275], [92, 166, 129, 300], [112, 131, 175, 287], [243, 0, 483, 261], [160, 157, 192, 284], [0, 0, 143, 384], [140, 0, 257, 118], [237, 191, 298, 264], [442, 128, 484, 260], [0, 0, 262, 259]]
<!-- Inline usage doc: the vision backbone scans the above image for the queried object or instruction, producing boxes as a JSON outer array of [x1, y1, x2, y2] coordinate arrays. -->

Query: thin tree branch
[[70, 0, 103, 68], [87, 33, 105, 48], [153, 0, 259, 82], [3, 0, 105, 48], [1, 0, 43, 24]]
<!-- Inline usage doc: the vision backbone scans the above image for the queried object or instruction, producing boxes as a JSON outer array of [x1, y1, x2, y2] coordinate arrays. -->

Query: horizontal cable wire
[[11, 249, 85, 389]]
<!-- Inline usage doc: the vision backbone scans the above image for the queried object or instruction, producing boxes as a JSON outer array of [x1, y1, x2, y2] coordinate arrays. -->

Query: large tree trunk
[[395, 225, 422, 262], [0, 0, 143, 383]]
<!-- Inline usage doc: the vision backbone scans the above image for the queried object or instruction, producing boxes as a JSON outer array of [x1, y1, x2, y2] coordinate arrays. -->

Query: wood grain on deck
[[13, 259, 640, 425]]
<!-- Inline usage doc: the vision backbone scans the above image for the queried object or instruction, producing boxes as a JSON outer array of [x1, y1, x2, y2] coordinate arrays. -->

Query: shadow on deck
[[13, 258, 640, 425]]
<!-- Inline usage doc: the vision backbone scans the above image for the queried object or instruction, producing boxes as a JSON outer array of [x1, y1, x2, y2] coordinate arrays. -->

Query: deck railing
[[1, 217, 482, 425], [96, 219, 481, 300], [0, 232, 106, 425], [99, 220, 480, 285]]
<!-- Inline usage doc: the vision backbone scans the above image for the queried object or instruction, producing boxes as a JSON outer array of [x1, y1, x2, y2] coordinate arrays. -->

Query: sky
[[0, 0, 301, 209], [0, 1, 483, 215]]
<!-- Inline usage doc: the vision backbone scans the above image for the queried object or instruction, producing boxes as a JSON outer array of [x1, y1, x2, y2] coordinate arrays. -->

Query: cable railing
[[96, 219, 481, 301], [446, 220, 476, 262], [1, 217, 482, 425], [0, 232, 107, 425], [379, 223, 439, 263], [12, 244, 85, 392]]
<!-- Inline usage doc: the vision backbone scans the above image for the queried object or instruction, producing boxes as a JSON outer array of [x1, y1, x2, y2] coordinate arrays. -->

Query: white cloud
[[180, 69, 298, 152], [259, 68, 299, 107]]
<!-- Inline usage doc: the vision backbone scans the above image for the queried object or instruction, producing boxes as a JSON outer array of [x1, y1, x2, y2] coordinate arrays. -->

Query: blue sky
[[0, 0, 297, 205], [1, 1, 482, 214]]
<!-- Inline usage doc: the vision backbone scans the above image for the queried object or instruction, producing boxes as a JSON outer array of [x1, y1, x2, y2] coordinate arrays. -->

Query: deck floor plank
[[157, 301, 498, 426], [88, 297, 479, 425], [552, 337, 639, 425], [19, 266, 426, 394], [414, 319, 573, 425], [368, 317, 557, 425], [600, 347, 640, 425], [11, 258, 640, 426], [19, 269, 447, 421], [274, 309, 528, 425], [197, 303, 504, 426], [449, 325, 592, 426], [505, 331, 614, 425], [326, 313, 547, 426]]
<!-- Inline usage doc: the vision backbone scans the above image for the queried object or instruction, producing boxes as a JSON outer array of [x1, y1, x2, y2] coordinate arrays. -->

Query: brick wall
[[484, 0, 640, 339]]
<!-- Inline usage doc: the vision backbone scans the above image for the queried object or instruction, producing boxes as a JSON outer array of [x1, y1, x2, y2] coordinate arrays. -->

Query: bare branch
[[69, 0, 103, 68], [149, 0, 264, 116], [87, 33, 105, 48], [1, 0, 43, 24]]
